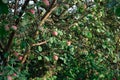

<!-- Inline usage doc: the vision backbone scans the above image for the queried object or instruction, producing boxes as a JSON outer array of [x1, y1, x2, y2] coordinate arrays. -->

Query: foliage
[[0, 0, 120, 80]]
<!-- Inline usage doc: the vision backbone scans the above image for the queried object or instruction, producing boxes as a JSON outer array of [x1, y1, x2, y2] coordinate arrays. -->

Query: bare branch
[[32, 41, 47, 47], [39, 4, 58, 27]]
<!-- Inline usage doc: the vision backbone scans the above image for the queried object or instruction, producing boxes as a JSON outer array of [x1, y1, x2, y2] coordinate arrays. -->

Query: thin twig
[[32, 41, 47, 47], [0, 41, 4, 50], [14, 0, 18, 15], [34, 4, 58, 38], [21, 47, 30, 64], [39, 4, 58, 27]]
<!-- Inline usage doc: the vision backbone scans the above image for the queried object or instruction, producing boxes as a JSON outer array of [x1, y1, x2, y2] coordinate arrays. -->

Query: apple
[[4, 25, 9, 31], [52, 31, 58, 36], [12, 73, 17, 76], [7, 75, 12, 80], [30, 9, 35, 14], [18, 56, 23, 61], [67, 41, 71, 46], [53, 55, 58, 61], [42, 0, 50, 6], [112, 78, 116, 80], [13, 52, 19, 57], [11, 25, 17, 30]]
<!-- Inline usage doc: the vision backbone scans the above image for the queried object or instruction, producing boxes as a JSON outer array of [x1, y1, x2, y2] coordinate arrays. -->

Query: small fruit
[[11, 25, 17, 30], [4, 25, 9, 31], [12, 73, 17, 76], [7, 75, 12, 80], [30, 9, 35, 14], [13, 52, 19, 57], [42, 0, 50, 6], [18, 56, 23, 61], [112, 78, 116, 80], [52, 31, 58, 36], [67, 41, 71, 46], [53, 55, 58, 61]]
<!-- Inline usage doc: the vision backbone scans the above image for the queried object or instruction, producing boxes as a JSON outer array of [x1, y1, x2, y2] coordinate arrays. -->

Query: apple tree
[[0, 0, 120, 80]]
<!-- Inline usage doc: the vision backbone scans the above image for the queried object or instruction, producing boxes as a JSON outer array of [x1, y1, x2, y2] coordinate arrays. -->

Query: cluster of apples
[[0, 73, 16, 80], [5, 53, 22, 80], [13, 52, 23, 61], [4, 0, 51, 31], [4, 25, 17, 31], [28, 0, 50, 15], [52, 31, 71, 46], [4, 9, 34, 31], [52, 31, 59, 61], [4, 0, 49, 31], [7, 73, 17, 80], [52, 31, 72, 61], [4, 0, 69, 79]]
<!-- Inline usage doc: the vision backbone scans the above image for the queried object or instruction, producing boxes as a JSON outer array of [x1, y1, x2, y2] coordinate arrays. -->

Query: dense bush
[[0, 0, 120, 80]]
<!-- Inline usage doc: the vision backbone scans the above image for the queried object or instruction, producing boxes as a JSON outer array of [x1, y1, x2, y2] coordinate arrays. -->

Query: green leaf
[[102, 44, 107, 49], [44, 56, 49, 61], [38, 56, 42, 60], [58, 30, 63, 35], [4, 53, 9, 58], [99, 74, 105, 78], [113, 57, 118, 63], [85, 31, 92, 38], [20, 41, 27, 49], [49, 37, 54, 43], [38, 46, 42, 52], [0, 1, 8, 14], [115, 7, 120, 17]]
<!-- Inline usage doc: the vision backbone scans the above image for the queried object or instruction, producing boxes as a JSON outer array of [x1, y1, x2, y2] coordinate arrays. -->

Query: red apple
[[12, 73, 17, 77], [11, 25, 17, 30], [13, 52, 19, 57], [7, 75, 12, 80], [42, 0, 50, 6], [52, 31, 58, 36], [4, 25, 10, 31], [53, 55, 58, 61], [30, 9, 35, 14], [18, 56, 23, 61], [112, 78, 116, 80], [67, 41, 71, 46]]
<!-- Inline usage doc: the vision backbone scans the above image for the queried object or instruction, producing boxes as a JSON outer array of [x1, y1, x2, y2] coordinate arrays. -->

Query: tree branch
[[39, 4, 58, 27], [32, 41, 47, 47], [3, 0, 30, 53], [21, 0, 58, 64]]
